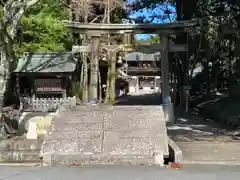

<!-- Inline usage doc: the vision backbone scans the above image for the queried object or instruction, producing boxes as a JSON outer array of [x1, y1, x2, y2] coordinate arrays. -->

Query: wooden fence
[[21, 96, 77, 112]]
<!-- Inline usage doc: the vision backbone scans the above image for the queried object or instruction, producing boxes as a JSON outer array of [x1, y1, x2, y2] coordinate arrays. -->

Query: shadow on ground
[[190, 93, 240, 128], [115, 92, 162, 105], [167, 107, 240, 143]]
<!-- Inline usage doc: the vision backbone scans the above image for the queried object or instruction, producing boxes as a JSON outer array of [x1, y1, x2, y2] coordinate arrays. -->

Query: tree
[[0, 0, 40, 135], [14, 0, 71, 54], [149, 35, 160, 44], [70, 0, 126, 104]]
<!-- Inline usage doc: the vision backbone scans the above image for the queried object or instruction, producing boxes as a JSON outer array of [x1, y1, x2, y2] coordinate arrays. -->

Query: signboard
[[34, 79, 62, 92]]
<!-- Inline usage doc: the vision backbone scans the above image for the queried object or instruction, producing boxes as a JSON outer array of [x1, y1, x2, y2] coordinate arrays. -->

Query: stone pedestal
[[27, 121, 37, 139]]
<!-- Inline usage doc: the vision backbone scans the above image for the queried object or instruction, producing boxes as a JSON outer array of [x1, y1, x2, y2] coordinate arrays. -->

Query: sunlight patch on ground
[[168, 125, 214, 135], [178, 118, 188, 122]]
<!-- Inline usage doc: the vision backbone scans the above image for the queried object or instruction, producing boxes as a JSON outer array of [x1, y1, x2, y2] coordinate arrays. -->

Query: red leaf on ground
[[168, 162, 182, 169]]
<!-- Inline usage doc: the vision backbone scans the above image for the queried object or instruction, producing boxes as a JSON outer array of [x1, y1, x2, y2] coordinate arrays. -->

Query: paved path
[[0, 165, 240, 179], [168, 109, 240, 164], [41, 92, 168, 166], [116, 91, 162, 105]]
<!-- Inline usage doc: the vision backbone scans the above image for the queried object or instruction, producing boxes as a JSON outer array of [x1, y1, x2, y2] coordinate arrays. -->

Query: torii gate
[[63, 19, 201, 122]]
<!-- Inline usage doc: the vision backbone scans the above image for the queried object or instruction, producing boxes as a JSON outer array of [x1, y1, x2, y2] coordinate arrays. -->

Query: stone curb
[[0, 162, 41, 167], [167, 137, 182, 163], [0, 150, 42, 162], [42, 153, 156, 166], [180, 160, 240, 166]]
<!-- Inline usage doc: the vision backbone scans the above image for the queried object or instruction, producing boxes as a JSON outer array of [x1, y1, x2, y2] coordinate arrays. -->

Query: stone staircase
[[0, 137, 43, 163], [41, 105, 169, 166], [0, 111, 55, 165]]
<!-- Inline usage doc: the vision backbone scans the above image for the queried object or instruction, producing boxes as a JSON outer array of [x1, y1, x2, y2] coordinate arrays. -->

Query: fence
[[21, 96, 76, 112]]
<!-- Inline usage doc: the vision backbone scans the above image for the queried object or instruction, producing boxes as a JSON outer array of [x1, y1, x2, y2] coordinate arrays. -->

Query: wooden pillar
[[109, 51, 117, 102], [154, 76, 157, 91], [124, 33, 130, 46], [136, 76, 139, 93], [235, 40, 240, 77], [16, 74, 20, 95], [62, 76, 67, 98], [89, 35, 100, 103], [16, 74, 22, 109], [161, 34, 174, 123], [161, 35, 170, 104]]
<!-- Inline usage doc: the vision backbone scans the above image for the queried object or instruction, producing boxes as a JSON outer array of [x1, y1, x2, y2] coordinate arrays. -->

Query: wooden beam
[[63, 19, 201, 34], [72, 44, 125, 53], [73, 43, 187, 53], [127, 67, 160, 72], [136, 44, 188, 53], [72, 45, 90, 53]]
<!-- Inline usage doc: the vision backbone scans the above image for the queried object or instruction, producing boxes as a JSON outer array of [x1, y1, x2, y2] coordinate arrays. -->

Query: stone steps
[[44, 153, 155, 166], [41, 105, 168, 166], [0, 150, 42, 163], [0, 137, 43, 163], [1, 138, 43, 151]]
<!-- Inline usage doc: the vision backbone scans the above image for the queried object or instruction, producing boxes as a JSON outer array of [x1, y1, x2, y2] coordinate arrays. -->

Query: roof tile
[[14, 52, 77, 73]]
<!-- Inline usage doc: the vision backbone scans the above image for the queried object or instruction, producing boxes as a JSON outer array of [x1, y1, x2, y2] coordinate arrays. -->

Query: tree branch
[[10, 0, 40, 39]]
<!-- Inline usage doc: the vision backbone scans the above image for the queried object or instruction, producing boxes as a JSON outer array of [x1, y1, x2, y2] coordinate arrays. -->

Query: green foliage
[[14, 0, 71, 55], [149, 35, 160, 44]]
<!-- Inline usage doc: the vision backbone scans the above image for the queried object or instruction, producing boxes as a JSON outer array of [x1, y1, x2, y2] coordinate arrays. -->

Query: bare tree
[[70, 0, 124, 104], [0, 0, 40, 134]]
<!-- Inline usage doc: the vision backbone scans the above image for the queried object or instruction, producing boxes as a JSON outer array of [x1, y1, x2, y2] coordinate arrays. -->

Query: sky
[[126, 1, 176, 39]]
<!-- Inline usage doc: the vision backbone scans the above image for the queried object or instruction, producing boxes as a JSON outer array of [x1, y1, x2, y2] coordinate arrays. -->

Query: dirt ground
[[189, 93, 240, 128]]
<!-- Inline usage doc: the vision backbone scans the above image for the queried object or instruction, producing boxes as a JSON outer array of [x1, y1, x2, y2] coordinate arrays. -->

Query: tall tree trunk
[[235, 40, 240, 77], [82, 51, 88, 102], [81, 13, 89, 103], [109, 52, 116, 103], [98, 70, 102, 102], [0, 0, 41, 137], [79, 61, 84, 99], [0, 31, 12, 129], [104, 0, 112, 104], [104, 52, 111, 103], [176, 0, 198, 106], [89, 37, 100, 103]]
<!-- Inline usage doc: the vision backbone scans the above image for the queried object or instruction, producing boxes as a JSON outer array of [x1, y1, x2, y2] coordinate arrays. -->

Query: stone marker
[[27, 121, 37, 139]]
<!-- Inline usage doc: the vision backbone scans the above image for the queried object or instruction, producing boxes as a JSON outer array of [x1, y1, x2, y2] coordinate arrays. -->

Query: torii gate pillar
[[161, 35, 174, 123], [89, 34, 100, 104]]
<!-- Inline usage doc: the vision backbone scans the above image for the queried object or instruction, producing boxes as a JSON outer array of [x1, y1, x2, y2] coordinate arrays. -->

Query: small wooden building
[[13, 52, 77, 99], [123, 52, 161, 91], [124, 52, 161, 76]]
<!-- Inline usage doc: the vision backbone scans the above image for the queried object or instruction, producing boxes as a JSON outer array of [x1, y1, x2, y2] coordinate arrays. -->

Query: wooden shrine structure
[[123, 52, 160, 91], [13, 52, 77, 111]]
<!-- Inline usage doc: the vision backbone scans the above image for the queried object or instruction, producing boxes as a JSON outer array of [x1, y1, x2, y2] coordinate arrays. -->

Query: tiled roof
[[14, 52, 77, 73]]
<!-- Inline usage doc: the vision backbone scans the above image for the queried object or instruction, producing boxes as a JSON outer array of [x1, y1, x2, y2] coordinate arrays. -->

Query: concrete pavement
[[0, 165, 240, 179], [168, 109, 240, 165]]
